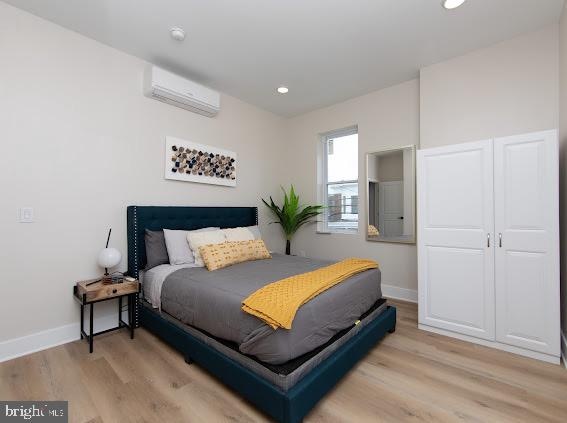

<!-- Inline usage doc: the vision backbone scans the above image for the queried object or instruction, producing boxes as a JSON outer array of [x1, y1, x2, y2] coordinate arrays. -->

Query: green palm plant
[[262, 185, 324, 255]]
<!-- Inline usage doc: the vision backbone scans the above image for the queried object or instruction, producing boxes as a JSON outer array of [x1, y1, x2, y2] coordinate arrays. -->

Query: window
[[319, 126, 359, 233]]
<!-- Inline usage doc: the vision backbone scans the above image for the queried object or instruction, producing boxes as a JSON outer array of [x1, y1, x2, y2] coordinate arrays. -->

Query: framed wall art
[[164, 136, 237, 187]]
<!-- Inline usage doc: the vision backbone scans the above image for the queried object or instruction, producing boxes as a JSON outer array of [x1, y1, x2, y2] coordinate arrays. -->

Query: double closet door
[[417, 130, 559, 359]]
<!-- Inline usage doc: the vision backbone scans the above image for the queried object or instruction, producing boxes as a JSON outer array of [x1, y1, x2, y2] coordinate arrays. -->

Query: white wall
[[367, 155, 380, 181], [559, 4, 567, 358], [0, 3, 286, 347], [377, 152, 403, 182], [284, 79, 420, 296], [420, 26, 559, 149]]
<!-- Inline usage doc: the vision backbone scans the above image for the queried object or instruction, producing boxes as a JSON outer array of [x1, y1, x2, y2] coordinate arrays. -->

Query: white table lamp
[[98, 247, 121, 274], [98, 228, 121, 284]]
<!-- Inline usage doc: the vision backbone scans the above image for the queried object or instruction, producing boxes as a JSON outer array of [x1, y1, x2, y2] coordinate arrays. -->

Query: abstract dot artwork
[[170, 145, 236, 180]]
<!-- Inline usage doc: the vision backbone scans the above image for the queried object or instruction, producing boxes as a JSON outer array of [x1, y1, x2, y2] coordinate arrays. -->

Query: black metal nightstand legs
[[129, 294, 134, 339], [118, 296, 122, 326], [89, 303, 94, 353], [75, 288, 138, 353], [80, 304, 84, 340]]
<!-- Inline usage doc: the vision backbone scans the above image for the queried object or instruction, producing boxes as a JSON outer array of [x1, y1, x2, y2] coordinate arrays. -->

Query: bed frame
[[127, 205, 396, 423]]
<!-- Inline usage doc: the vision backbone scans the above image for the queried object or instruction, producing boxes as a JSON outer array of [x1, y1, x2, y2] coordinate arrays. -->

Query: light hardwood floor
[[1, 300, 566, 422]]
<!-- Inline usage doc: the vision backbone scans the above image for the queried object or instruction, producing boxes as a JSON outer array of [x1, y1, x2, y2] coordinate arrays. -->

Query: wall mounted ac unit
[[143, 65, 220, 117]]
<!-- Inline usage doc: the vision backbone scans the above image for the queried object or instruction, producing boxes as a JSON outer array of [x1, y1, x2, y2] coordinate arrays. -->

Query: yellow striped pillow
[[200, 240, 271, 271]]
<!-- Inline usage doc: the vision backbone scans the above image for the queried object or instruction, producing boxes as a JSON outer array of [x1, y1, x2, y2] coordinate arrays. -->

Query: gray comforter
[[161, 253, 381, 364]]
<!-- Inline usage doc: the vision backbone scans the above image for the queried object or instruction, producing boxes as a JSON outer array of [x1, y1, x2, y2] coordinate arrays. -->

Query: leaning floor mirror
[[366, 145, 416, 244]]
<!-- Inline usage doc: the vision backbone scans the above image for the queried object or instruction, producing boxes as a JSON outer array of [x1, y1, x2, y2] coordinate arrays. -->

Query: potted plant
[[262, 185, 324, 255]]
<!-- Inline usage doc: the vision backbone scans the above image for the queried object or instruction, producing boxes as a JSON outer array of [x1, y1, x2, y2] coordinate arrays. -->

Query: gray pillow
[[164, 227, 220, 265], [144, 230, 169, 270]]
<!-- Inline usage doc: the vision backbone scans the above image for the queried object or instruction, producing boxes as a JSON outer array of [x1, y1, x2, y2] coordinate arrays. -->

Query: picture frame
[[164, 136, 237, 187]]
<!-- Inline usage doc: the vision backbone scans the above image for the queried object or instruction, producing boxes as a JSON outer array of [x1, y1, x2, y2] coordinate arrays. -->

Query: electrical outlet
[[19, 207, 34, 223]]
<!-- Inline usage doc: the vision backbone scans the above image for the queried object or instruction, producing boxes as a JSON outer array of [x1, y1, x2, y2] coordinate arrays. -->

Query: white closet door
[[494, 130, 559, 356], [418, 140, 495, 340], [379, 181, 404, 237]]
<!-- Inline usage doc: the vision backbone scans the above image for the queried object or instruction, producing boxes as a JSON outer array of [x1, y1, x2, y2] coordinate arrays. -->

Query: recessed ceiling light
[[442, 0, 466, 9], [170, 27, 186, 41], [277, 86, 289, 94]]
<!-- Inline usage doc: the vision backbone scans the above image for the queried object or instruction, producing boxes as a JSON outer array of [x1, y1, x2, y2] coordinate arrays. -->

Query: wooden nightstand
[[73, 278, 140, 353]]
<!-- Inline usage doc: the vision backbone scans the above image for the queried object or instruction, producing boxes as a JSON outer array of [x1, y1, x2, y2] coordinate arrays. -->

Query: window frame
[[318, 125, 359, 234]]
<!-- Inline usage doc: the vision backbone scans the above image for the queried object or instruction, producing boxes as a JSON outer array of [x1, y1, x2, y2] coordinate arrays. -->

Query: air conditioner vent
[[143, 65, 220, 117]]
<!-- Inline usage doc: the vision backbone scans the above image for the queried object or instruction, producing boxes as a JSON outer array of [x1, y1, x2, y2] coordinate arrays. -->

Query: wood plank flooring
[[1, 300, 566, 422]]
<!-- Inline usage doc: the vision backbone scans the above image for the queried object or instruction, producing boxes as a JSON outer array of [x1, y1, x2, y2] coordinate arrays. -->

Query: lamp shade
[[98, 247, 121, 270]]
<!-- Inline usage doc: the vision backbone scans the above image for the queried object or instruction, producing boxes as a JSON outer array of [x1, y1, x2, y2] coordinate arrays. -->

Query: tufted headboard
[[126, 206, 258, 278]]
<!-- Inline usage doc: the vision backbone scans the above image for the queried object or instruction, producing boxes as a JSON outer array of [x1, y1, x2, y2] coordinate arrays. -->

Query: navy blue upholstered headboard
[[127, 206, 258, 278]]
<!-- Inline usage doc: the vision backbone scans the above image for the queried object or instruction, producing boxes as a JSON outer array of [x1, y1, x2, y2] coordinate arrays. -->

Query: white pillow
[[187, 230, 227, 267], [163, 227, 219, 265], [246, 225, 262, 240], [222, 227, 255, 242]]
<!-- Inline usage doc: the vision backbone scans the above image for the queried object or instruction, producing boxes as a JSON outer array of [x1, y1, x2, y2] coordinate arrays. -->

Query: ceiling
[[4, 0, 565, 117]]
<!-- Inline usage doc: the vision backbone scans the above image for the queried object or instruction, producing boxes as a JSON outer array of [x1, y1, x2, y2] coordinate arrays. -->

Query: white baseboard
[[561, 331, 567, 369], [382, 284, 418, 303], [419, 324, 560, 365], [0, 310, 130, 363]]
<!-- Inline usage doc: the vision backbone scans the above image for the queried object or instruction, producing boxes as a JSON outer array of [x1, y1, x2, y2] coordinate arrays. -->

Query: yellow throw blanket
[[241, 258, 379, 330]]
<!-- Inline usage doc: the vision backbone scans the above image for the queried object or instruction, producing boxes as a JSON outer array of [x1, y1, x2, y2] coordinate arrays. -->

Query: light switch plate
[[19, 207, 34, 223]]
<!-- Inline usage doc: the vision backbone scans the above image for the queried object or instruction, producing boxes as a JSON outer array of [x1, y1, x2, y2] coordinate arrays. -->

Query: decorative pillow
[[187, 230, 227, 267], [200, 240, 272, 271], [368, 224, 380, 237], [144, 229, 169, 270], [222, 227, 255, 242], [164, 227, 219, 265]]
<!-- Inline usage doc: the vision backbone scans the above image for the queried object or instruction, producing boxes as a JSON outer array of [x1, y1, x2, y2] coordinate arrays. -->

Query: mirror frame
[[365, 145, 416, 244]]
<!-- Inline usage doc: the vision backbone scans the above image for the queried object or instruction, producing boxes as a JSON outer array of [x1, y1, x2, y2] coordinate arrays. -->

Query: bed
[[127, 205, 396, 423]]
